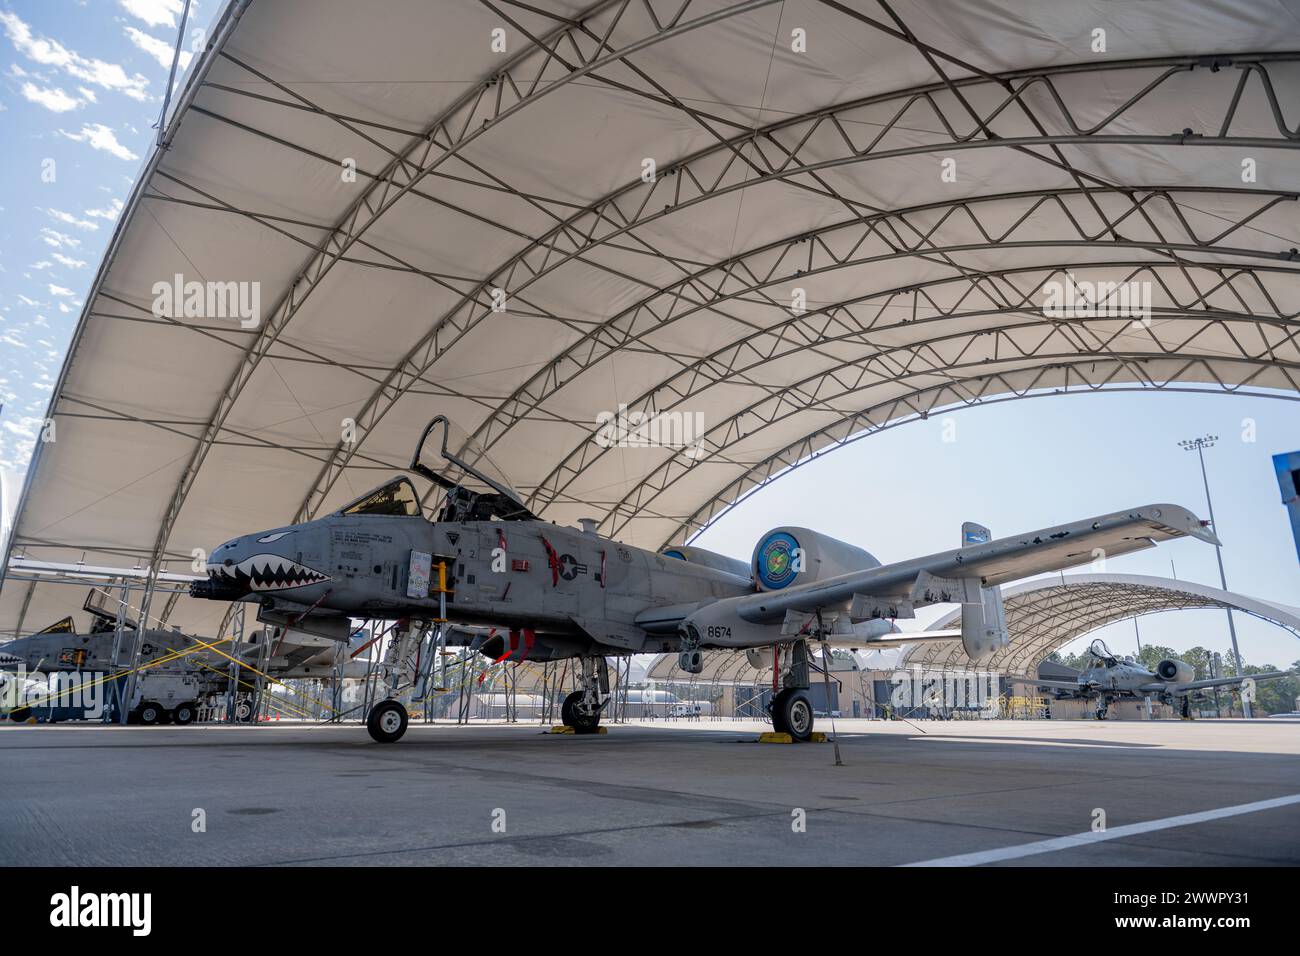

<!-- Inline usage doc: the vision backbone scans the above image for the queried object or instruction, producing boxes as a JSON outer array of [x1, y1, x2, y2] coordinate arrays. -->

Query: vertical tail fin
[[960, 522, 1009, 661]]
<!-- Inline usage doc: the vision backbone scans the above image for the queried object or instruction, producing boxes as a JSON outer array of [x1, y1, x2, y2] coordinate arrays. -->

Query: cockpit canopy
[[336, 477, 423, 518], [1088, 638, 1119, 665], [331, 417, 536, 524], [409, 415, 536, 522]]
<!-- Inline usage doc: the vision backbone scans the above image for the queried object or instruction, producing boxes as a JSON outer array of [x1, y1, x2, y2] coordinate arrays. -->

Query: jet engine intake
[[752, 527, 879, 592], [1156, 658, 1195, 683]]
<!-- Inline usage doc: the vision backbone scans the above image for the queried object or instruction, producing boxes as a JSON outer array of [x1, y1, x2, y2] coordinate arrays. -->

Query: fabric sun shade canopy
[[3, 0, 1299, 640]]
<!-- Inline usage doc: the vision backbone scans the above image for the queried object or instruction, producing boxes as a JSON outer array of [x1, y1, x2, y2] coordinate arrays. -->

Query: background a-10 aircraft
[[192, 414, 1220, 743], [0, 587, 373, 725], [1016, 638, 1290, 719]]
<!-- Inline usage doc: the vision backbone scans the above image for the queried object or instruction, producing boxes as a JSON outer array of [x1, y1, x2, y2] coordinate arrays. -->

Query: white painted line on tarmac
[[900, 792, 1300, 867]]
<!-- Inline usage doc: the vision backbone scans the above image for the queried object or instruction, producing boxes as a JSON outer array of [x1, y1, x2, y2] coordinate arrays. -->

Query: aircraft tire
[[772, 689, 814, 742], [560, 690, 601, 734], [367, 700, 408, 743], [769, 688, 791, 735], [172, 703, 196, 726], [138, 702, 163, 725]]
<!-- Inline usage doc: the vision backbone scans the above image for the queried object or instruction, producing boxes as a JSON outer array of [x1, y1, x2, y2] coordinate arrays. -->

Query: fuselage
[[1079, 659, 1158, 693], [202, 513, 754, 653]]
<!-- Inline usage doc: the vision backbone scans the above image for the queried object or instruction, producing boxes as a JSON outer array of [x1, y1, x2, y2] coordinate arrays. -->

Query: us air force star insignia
[[558, 554, 587, 580]]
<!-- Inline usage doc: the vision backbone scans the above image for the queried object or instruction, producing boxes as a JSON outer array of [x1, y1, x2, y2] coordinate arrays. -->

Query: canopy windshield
[[419, 416, 525, 506], [337, 477, 422, 517]]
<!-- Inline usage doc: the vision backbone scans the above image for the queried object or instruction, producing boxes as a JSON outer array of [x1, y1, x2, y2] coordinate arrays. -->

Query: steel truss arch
[[468, 184, 1300, 437], [514, 253, 1300, 509], [9, 2, 1300, 642], [903, 574, 1300, 677], [291, 50, 1300, 523], [606, 347, 1300, 542], [520, 255, 1300, 521], [652, 361, 1300, 549], [142, 0, 778, 598]]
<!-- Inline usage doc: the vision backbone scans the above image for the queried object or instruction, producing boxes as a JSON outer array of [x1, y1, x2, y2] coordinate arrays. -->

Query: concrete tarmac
[[1, 717, 1297, 866]]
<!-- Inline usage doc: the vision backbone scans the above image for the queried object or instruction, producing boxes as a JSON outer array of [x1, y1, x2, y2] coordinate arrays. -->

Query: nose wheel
[[560, 690, 602, 734], [367, 699, 409, 743]]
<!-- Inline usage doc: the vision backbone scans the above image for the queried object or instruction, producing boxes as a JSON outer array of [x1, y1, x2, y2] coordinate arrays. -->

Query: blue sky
[[695, 390, 1300, 668], [0, 0, 216, 478], [1, 2, 1298, 670]]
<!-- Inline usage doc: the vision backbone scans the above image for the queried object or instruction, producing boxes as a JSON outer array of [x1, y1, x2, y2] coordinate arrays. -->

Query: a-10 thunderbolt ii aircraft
[[192, 414, 1220, 743], [1016, 638, 1289, 719]]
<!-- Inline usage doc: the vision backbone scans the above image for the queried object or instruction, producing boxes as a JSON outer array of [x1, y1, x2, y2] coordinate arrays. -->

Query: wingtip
[[1145, 503, 1220, 546]]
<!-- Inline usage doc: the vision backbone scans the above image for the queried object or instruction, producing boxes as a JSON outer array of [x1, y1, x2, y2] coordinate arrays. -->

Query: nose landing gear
[[560, 656, 609, 734], [367, 699, 409, 743]]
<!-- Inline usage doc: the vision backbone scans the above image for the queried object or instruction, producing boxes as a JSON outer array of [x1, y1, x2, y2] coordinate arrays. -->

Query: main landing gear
[[1094, 697, 1111, 720], [765, 640, 816, 742], [770, 688, 814, 742], [560, 656, 609, 734], [367, 699, 409, 743]]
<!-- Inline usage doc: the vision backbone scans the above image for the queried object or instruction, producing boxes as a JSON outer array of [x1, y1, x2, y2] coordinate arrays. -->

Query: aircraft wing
[[1009, 675, 1088, 692], [1143, 672, 1291, 694], [736, 503, 1215, 624]]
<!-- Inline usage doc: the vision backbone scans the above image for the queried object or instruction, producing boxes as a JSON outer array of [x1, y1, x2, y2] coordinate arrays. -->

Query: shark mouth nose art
[[208, 554, 331, 592]]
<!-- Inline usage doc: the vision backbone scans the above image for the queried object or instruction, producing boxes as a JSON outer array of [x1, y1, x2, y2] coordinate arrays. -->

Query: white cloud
[[119, 0, 184, 29], [124, 26, 191, 71], [40, 228, 81, 249], [29, 260, 53, 271], [0, 11, 151, 101], [19, 81, 80, 112], [16, 294, 39, 306], [59, 123, 139, 161], [47, 208, 98, 231], [77, 86, 97, 103], [52, 253, 87, 269], [48, 284, 75, 297], [86, 197, 124, 221]]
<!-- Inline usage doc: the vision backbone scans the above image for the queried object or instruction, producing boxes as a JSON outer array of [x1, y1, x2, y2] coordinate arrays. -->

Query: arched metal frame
[[289, 48, 1300, 527], [903, 574, 1300, 676], [9, 0, 1300, 631]]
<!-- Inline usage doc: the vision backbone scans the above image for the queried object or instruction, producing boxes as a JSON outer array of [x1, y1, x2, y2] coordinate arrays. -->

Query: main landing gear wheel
[[367, 700, 408, 744], [770, 689, 814, 742], [769, 689, 790, 735], [560, 690, 601, 734]]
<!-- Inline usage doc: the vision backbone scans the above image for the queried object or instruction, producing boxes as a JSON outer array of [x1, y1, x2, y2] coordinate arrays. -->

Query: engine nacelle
[[1156, 658, 1195, 683], [660, 545, 751, 581], [752, 527, 879, 592]]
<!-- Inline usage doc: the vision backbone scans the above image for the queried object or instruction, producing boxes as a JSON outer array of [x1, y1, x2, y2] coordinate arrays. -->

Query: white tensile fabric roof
[[3, 0, 1300, 639]]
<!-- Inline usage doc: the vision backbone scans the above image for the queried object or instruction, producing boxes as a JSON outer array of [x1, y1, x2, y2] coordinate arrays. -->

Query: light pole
[[1178, 434, 1250, 717]]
